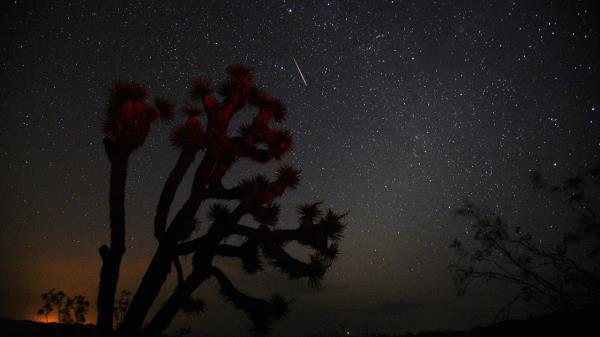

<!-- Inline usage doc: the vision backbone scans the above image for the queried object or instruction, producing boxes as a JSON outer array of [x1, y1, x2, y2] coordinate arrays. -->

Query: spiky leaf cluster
[[189, 77, 213, 99], [170, 117, 205, 151], [102, 81, 169, 151]]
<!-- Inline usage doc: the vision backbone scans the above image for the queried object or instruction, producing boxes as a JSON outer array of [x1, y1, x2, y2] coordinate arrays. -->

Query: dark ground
[[1, 306, 598, 337], [0, 319, 96, 337]]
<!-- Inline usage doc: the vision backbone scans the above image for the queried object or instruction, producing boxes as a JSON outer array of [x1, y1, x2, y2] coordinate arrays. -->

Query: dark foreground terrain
[[1, 307, 598, 337], [0, 319, 96, 337], [313, 306, 599, 337]]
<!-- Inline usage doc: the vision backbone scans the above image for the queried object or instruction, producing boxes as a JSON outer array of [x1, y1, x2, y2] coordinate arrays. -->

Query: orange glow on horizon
[[28, 306, 97, 325], [31, 312, 59, 323]]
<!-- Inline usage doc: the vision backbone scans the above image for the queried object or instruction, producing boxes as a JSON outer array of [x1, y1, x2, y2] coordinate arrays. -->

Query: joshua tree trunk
[[116, 247, 172, 335], [142, 208, 245, 336], [118, 156, 216, 335], [144, 266, 211, 336], [97, 147, 129, 335]]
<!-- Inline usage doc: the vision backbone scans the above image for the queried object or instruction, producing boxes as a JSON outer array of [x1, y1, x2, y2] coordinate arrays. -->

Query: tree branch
[[154, 150, 197, 240], [210, 266, 289, 334]]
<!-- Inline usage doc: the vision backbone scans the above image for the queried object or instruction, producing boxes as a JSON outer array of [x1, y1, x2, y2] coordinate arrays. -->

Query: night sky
[[1, 0, 599, 336]]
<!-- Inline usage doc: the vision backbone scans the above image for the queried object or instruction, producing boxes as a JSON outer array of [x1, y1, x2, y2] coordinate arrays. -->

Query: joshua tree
[[450, 163, 600, 318], [96, 65, 346, 336]]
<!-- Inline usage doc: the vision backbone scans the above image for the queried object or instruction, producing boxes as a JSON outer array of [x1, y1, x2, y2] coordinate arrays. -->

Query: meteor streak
[[292, 57, 308, 87]]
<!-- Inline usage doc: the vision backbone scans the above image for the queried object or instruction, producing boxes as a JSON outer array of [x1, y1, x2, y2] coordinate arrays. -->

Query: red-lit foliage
[[96, 65, 346, 337]]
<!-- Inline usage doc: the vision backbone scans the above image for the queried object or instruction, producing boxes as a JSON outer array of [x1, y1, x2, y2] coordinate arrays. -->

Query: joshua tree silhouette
[[96, 65, 346, 336]]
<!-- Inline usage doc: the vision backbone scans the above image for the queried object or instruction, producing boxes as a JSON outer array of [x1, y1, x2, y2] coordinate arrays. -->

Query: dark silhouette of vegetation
[[96, 65, 346, 336], [37, 290, 54, 323], [113, 290, 131, 329], [36, 289, 90, 324], [73, 295, 90, 324], [450, 163, 600, 318]]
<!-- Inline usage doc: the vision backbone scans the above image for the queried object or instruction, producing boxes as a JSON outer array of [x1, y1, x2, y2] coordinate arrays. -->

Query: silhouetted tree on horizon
[[73, 295, 91, 324], [37, 290, 54, 323], [96, 65, 346, 337], [450, 162, 600, 318], [37, 289, 90, 324]]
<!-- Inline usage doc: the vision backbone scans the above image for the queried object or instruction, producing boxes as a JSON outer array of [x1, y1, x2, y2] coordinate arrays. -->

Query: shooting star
[[292, 57, 308, 87]]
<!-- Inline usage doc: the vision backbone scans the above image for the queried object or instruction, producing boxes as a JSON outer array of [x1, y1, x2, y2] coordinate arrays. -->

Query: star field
[[1, 1, 599, 336]]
